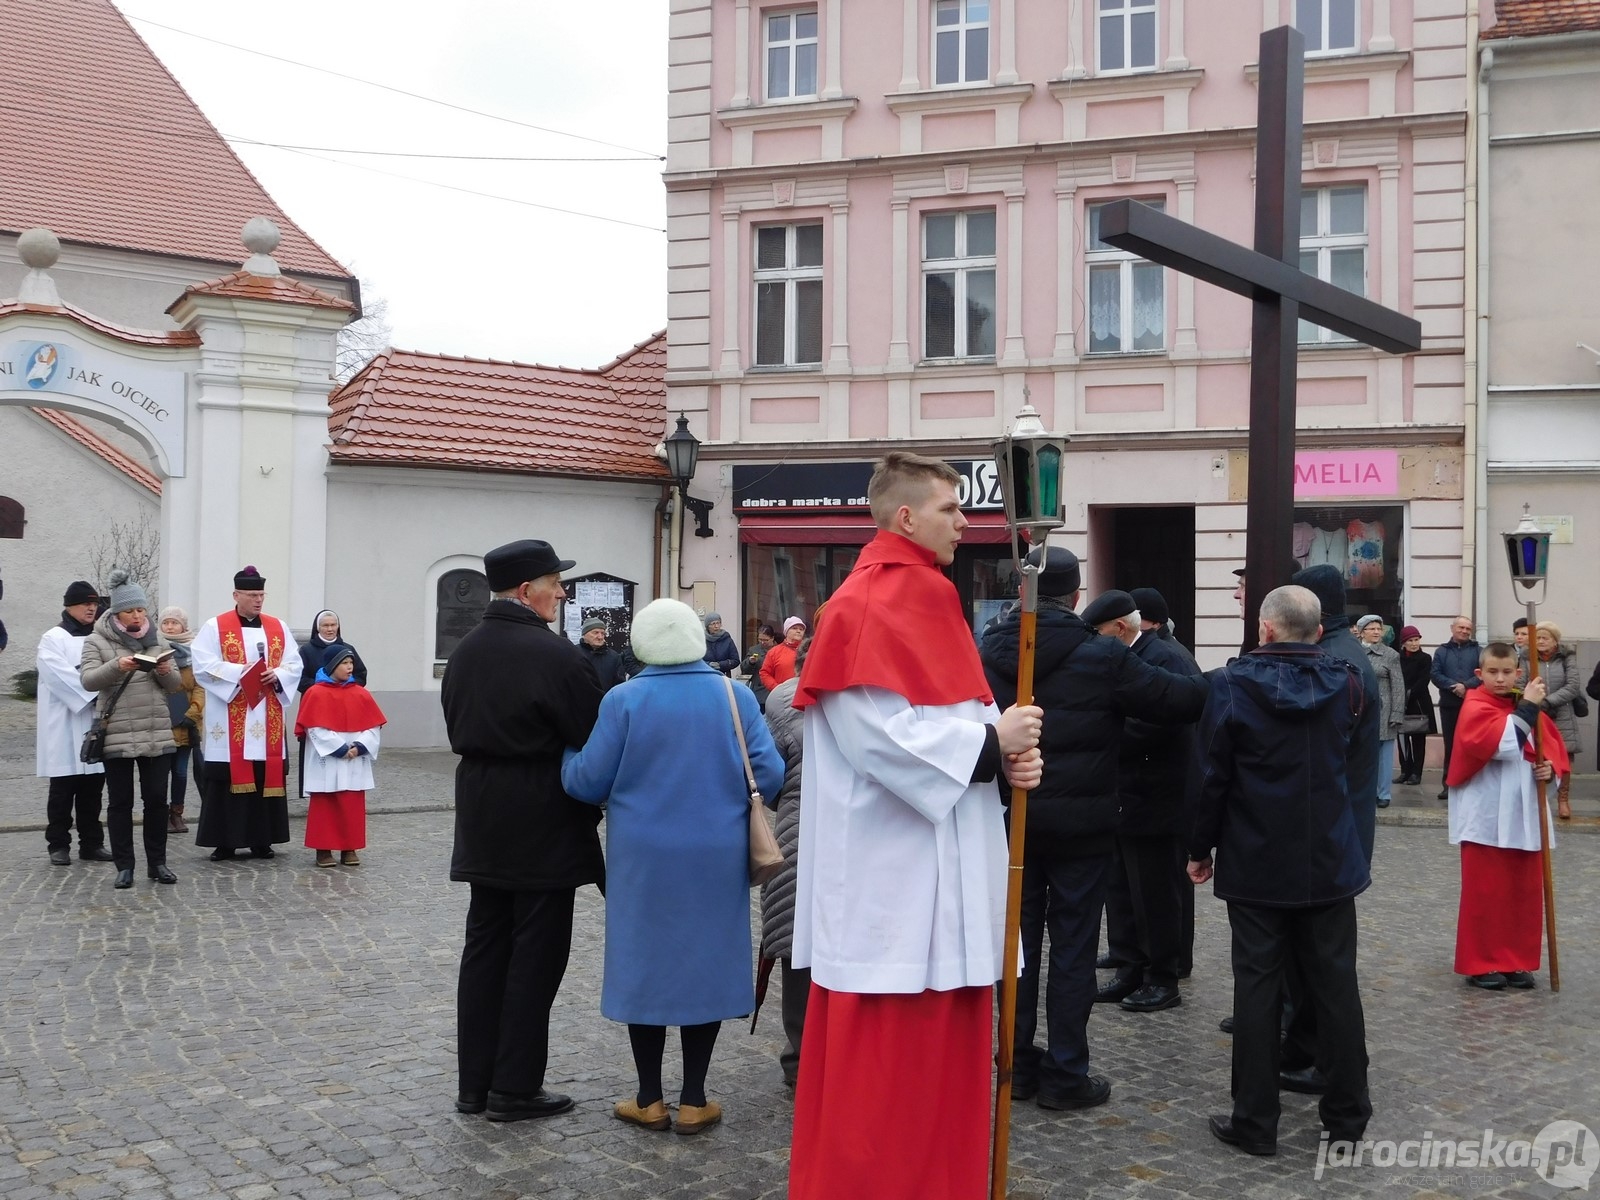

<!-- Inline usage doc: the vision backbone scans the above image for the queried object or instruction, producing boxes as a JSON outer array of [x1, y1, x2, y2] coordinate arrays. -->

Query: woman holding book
[[79, 570, 183, 889]]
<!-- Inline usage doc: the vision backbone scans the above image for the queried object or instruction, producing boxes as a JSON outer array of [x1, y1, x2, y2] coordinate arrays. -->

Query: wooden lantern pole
[[990, 563, 1039, 1200], [1524, 604, 1561, 992]]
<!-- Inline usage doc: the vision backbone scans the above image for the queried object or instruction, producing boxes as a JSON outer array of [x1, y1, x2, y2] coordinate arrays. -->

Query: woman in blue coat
[[562, 598, 784, 1137]]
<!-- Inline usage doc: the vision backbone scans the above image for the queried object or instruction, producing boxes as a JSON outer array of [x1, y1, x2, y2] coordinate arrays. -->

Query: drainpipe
[[653, 486, 671, 600], [1470, 28, 1495, 629], [1459, 0, 1481, 622]]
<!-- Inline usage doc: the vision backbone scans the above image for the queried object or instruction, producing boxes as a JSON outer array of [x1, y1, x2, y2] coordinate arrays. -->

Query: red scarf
[[1445, 686, 1569, 787], [295, 681, 387, 739], [794, 531, 993, 709], [217, 610, 288, 797]]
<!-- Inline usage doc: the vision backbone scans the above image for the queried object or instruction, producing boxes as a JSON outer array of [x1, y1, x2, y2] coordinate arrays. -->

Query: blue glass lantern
[[1502, 504, 1552, 601]]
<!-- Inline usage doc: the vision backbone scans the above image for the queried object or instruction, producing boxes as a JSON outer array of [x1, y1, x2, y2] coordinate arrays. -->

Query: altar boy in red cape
[[1446, 641, 1567, 990], [191, 566, 303, 860], [297, 643, 386, 867], [787, 452, 1043, 1200]]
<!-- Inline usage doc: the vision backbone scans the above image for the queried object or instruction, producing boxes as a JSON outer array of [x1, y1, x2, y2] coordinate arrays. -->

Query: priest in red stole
[[1446, 641, 1567, 990], [191, 566, 303, 860], [787, 452, 1043, 1200], [296, 643, 386, 867]]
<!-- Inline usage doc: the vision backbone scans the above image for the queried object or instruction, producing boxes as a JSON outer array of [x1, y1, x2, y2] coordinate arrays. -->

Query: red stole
[[794, 531, 993, 709], [217, 610, 288, 796], [1445, 686, 1569, 787], [295, 681, 387, 739]]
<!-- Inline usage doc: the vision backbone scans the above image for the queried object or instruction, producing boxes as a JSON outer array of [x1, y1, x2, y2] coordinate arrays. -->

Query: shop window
[[0, 496, 22, 538], [1086, 200, 1165, 354], [1098, 0, 1157, 73], [435, 568, 490, 661], [1293, 505, 1405, 630], [923, 208, 997, 360], [1296, 0, 1358, 54], [755, 222, 824, 367], [743, 544, 860, 641], [1299, 185, 1367, 344], [766, 8, 819, 101], [934, 0, 989, 86]]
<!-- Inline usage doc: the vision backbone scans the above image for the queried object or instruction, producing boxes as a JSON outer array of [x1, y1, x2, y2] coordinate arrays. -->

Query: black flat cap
[[1082, 589, 1137, 627], [484, 539, 575, 591], [1129, 587, 1169, 625], [1026, 545, 1081, 597]]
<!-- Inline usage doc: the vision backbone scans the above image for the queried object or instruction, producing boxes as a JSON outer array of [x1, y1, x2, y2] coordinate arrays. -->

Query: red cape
[[793, 531, 992, 709], [1445, 686, 1569, 787], [294, 681, 387, 739]]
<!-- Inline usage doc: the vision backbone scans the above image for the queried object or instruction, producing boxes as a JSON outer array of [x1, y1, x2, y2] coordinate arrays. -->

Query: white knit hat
[[630, 599, 709, 666]]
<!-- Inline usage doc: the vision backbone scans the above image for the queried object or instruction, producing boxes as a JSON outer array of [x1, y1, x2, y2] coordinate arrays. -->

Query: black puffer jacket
[[1117, 630, 1205, 837], [982, 601, 1208, 857]]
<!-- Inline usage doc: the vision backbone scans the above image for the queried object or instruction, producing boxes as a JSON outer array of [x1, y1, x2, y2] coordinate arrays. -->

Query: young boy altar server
[[296, 643, 386, 867]]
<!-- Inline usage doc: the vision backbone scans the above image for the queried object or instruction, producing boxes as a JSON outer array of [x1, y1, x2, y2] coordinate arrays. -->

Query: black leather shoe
[[1405, 775, 1422, 786], [1437, 787, 1449, 801], [456, 1091, 487, 1114], [1467, 972, 1507, 990], [148, 865, 177, 885], [209, 848, 237, 861], [1503, 971, 1536, 990], [250, 846, 276, 859], [49, 848, 71, 866], [1010, 1076, 1038, 1102], [485, 1089, 574, 1122], [80, 846, 115, 862], [1121, 984, 1182, 1013], [1209, 1115, 1276, 1156], [113, 868, 134, 889], [1094, 974, 1141, 1004], [1376, 797, 1391, 809], [1278, 1065, 1328, 1094], [1037, 1075, 1111, 1111], [1218, 1016, 1235, 1034], [1094, 952, 1116, 969]]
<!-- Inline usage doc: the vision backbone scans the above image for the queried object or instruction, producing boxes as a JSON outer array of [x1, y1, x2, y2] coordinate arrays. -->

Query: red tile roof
[[168, 271, 355, 314], [1483, 0, 1600, 37], [0, 300, 201, 347], [0, 0, 349, 282], [31, 408, 162, 495], [327, 332, 671, 482]]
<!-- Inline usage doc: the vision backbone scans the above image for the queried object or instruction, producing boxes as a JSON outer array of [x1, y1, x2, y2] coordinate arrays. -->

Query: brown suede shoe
[[613, 1098, 671, 1130], [168, 807, 188, 834], [341, 851, 361, 866], [675, 1101, 722, 1135], [316, 851, 336, 868]]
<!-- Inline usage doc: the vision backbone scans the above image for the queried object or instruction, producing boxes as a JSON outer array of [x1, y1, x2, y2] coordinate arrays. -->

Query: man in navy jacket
[[1431, 615, 1481, 799], [1189, 584, 1372, 1157]]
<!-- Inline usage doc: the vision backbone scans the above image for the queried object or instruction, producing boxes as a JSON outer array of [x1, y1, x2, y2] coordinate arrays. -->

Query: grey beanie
[[106, 568, 149, 615], [703, 611, 723, 627], [580, 617, 607, 635]]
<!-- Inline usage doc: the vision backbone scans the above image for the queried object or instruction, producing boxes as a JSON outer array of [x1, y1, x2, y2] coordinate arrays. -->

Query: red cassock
[[296, 683, 386, 852]]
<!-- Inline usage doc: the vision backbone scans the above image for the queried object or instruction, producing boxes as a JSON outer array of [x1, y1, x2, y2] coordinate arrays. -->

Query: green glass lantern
[[992, 402, 1069, 570]]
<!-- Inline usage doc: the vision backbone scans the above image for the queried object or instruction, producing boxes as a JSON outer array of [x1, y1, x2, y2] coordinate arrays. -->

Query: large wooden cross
[[1098, 25, 1422, 651]]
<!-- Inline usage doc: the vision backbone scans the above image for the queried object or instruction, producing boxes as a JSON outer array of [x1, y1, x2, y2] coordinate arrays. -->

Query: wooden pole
[[1526, 604, 1561, 991], [990, 567, 1039, 1200]]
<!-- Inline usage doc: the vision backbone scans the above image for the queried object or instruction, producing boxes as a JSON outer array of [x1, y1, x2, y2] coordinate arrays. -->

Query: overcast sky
[[116, 0, 668, 368]]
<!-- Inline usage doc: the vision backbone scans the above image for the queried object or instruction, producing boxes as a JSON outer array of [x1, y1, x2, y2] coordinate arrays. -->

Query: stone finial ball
[[241, 217, 282, 255], [17, 227, 61, 270]]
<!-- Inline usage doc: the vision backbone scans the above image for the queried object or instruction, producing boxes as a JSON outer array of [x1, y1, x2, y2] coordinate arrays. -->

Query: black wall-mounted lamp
[[663, 413, 715, 538]]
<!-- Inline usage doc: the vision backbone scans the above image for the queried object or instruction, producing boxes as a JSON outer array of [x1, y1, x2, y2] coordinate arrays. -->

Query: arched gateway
[[0, 220, 353, 622]]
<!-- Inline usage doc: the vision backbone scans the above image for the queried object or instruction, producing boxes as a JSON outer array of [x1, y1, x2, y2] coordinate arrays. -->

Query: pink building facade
[[666, 0, 1472, 666]]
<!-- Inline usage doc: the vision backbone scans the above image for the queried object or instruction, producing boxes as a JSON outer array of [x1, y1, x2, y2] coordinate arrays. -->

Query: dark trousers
[[457, 884, 576, 1097], [1180, 844, 1195, 976], [1012, 851, 1112, 1092], [45, 774, 106, 852], [1102, 842, 1139, 973], [104, 755, 172, 871], [1227, 899, 1371, 1147], [780, 958, 811, 1084], [1397, 732, 1427, 780], [1105, 834, 1185, 987], [169, 746, 191, 810], [1440, 702, 1463, 779]]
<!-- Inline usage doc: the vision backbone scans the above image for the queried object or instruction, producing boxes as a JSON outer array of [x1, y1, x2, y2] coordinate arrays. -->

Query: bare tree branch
[[88, 510, 160, 609]]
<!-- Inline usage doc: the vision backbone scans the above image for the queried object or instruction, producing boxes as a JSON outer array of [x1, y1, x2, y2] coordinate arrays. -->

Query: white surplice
[[190, 616, 303, 762], [791, 686, 1009, 994], [1447, 711, 1555, 853], [302, 726, 382, 793], [34, 626, 103, 778]]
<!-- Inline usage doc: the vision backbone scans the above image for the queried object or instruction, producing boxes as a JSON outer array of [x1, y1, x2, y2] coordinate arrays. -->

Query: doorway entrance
[[1098, 507, 1197, 649]]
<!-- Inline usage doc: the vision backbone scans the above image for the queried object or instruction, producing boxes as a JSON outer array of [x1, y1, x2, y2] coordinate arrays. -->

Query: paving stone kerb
[[2, 795, 1598, 1197]]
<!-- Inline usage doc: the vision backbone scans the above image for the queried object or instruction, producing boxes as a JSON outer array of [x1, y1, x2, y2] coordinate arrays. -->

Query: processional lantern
[[1502, 503, 1552, 604], [991, 401, 1069, 570]]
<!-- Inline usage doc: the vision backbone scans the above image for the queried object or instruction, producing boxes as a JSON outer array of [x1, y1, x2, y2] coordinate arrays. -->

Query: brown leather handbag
[[723, 676, 784, 887]]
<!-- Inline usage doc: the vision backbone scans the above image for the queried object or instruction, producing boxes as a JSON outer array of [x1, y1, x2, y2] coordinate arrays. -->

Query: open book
[[131, 649, 175, 670]]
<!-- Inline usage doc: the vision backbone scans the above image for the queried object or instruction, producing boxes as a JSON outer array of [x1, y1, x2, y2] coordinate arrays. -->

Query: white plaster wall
[[0, 408, 160, 674], [324, 466, 662, 747]]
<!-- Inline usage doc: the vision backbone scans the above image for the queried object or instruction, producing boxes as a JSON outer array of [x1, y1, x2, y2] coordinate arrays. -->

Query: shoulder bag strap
[[98, 671, 137, 721], [721, 675, 759, 797]]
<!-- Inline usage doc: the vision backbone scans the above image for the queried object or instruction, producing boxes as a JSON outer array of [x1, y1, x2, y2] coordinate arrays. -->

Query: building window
[[766, 9, 818, 100], [0, 496, 22, 538], [1299, 185, 1366, 344], [755, 223, 824, 367], [435, 568, 489, 661], [934, 0, 989, 86], [923, 209, 996, 360], [1295, 0, 1358, 54], [1098, 0, 1157, 73], [1086, 200, 1165, 353], [1293, 505, 1405, 624]]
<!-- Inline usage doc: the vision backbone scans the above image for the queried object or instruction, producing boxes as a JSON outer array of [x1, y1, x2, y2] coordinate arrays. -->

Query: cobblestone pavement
[[3, 692, 1599, 1198]]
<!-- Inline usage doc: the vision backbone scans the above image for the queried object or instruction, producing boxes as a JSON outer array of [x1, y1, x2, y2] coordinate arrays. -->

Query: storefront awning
[[737, 511, 1011, 545]]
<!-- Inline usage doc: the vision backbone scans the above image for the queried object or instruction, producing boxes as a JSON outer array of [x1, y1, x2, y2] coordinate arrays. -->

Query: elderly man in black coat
[[442, 539, 604, 1124], [1095, 587, 1204, 1015], [982, 555, 1207, 1112]]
